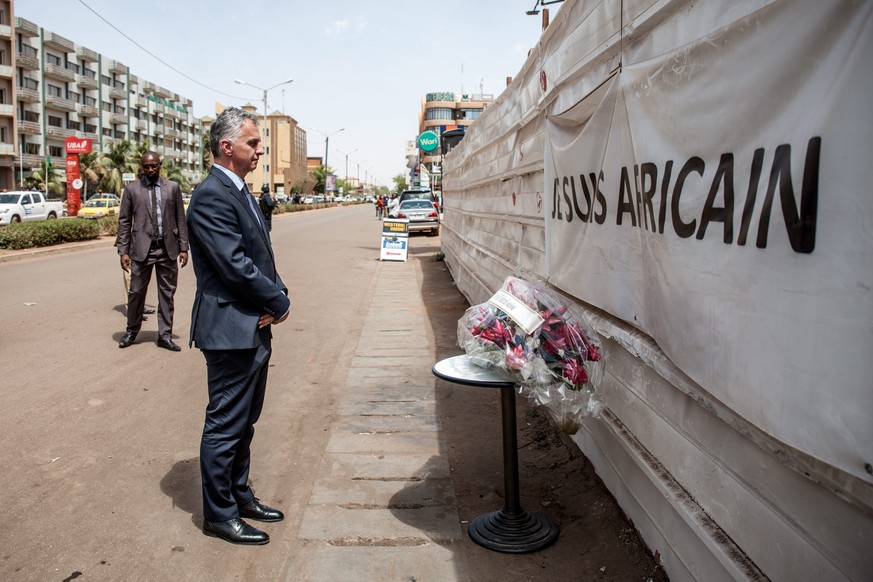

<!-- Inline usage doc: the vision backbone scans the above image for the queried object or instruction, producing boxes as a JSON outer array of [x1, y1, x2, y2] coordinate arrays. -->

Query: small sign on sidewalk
[[380, 218, 409, 261]]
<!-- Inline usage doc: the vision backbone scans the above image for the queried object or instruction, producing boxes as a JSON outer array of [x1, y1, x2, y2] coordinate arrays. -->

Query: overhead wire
[[76, 0, 248, 101]]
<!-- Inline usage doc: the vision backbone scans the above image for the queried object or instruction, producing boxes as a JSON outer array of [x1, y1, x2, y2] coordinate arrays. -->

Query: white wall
[[440, 1, 873, 580]]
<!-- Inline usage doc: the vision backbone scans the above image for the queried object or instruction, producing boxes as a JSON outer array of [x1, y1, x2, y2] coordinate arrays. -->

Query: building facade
[[238, 103, 309, 196], [10, 13, 205, 191], [416, 91, 493, 191], [0, 1, 16, 189]]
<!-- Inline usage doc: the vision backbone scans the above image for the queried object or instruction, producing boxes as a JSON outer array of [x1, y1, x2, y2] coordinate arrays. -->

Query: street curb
[[0, 237, 115, 264]]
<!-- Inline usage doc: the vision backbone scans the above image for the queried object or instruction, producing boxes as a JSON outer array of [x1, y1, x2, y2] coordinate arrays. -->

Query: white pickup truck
[[0, 191, 66, 225]]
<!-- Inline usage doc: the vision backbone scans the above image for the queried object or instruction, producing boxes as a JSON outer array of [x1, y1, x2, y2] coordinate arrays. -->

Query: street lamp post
[[335, 147, 359, 185], [311, 127, 345, 173], [234, 77, 294, 190]]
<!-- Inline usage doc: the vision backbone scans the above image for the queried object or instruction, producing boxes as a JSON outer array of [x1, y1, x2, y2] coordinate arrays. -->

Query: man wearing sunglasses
[[116, 151, 189, 351]]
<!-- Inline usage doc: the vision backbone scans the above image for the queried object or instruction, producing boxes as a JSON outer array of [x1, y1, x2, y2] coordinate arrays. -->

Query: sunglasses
[[142, 163, 160, 169]]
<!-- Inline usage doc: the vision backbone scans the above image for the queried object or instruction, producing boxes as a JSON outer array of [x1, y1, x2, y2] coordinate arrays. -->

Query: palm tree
[[22, 158, 64, 197], [161, 160, 191, 193], [95, 140, 135, 194]]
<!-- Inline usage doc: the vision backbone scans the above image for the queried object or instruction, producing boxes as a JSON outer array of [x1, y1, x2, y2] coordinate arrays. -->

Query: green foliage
[[21, 158, 65, 197], [0, 218, 101, 250], [310, 164, 335, 195], [392, 174, 407, 195]]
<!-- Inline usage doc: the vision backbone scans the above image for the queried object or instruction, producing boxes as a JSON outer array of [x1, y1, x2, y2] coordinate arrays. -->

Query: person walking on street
[[186, 107, 290, 546], [258, 184, 275, 232], [116, 151, 188, 351]]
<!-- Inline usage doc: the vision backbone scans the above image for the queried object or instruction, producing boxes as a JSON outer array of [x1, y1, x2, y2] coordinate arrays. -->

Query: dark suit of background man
[[186, 107, 290, 546], [258, 183, 275, 232], [116, 152, 188, 351]]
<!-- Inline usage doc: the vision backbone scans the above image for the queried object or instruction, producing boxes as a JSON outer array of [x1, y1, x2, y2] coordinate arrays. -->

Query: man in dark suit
[[116, 151, 188, 351], [186, 107, 290, 546], [258, 183, 275, 232]]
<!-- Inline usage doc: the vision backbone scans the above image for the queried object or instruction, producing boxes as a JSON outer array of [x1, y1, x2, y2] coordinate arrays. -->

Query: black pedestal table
[[432, 354, 559, 553]]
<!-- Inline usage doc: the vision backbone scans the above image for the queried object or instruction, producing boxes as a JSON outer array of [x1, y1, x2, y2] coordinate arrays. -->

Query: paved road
[[0, 204, 433, 580]]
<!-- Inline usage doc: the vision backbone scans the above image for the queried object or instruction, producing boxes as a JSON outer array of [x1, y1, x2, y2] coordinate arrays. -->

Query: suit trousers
[[126, 242, 178, 340], [199, 338, 272, 521]]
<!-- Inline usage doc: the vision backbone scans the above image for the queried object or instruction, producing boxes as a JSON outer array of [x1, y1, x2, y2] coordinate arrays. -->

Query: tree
[[22, 158, 64, 197], [161, 160, 191, 193], [310, 164, 334, 195], [392, 174, 407, 195], [94, 140, 136, 194]]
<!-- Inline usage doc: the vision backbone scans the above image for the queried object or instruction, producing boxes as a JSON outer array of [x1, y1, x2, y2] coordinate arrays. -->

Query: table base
[[468, 508, 559, 553]]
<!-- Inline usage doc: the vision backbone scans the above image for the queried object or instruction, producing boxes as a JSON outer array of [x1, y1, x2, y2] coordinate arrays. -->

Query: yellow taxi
[[78, 197, 120, 219]]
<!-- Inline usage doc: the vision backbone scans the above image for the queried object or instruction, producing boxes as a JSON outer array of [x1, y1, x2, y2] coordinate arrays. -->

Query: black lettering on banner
[[551, 177, 562, 220], [697, 153, 735, 243], [756, 137, 820, 253], [658, 161, 673, 234], [617, 166, 637, 227], [672, 157, 704, 238], [737, 148, 765, 246], [640, 162, 657, 233], [562, 176, 574, 223], [577, 175, 593, 222], [592, 171, 607, 224]]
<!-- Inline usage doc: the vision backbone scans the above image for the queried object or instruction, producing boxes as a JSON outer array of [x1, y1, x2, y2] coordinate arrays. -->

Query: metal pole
[[263, 88, 268, 190]]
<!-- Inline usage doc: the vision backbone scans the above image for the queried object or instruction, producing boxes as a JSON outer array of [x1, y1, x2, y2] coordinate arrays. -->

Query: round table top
[[432, 354, 517, 388]]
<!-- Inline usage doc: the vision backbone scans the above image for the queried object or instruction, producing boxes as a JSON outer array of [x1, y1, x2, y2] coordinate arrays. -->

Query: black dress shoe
[[118, 332, 136, 348], [143, 308, 156, 314], [203, 518, 269, 545], [156, 338, 181, 352], [239, 498, 285, 523]]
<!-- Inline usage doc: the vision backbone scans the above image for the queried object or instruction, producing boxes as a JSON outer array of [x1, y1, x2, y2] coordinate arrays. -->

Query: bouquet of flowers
[[457, 277, 605, 433]]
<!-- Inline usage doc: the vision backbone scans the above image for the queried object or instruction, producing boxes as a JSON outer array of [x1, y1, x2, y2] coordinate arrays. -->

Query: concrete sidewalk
[[289, 258, 465, 581]]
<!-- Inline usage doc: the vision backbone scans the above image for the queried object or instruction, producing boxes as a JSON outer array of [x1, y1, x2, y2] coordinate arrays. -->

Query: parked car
[[395, 199, 440, 236], [77, 197, 120, 219], [0, 191, 65, 225], [275, 192, 289, 204], [398, 188, 440, 213]]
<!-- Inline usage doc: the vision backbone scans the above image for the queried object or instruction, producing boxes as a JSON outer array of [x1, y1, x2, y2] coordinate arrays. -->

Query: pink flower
[[505, 344, 528, 370], [562, 359, 589, 387]]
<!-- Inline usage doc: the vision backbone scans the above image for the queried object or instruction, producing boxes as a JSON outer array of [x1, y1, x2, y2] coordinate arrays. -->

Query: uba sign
[[65, 137, 92, 154]]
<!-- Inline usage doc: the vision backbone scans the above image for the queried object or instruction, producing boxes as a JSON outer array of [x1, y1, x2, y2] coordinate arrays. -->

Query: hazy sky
[[18, 0, 558, 186]]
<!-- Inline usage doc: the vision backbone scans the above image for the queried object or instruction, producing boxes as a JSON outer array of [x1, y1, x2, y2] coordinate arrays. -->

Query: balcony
[[109, 113, 127, 125], [136, 119, 147, 131], [135, 95, 147, 108], [46, 126, 80, 139], [0, 64, 12, 78], [46, 95, 77, 112], [44, 31, 75, 52], [16, 86, 40, 103], [109, 87, 127, 100], [77, 104, 98, 117], [0, 144, 15, 156], [153, 85, 172, 98], [44, 63, 76, 83], [16, 53, 39, 70], [76, 74, 98, 90], [0, 24, 11, 40], [15, 17, 39, 37], [82, 131, 98, 141], [143, 81, 156, 94], [0, 104, 13, 117], [18, 119, 41, 134], [107, 60, 128, 75], [76, 46, 99, 62], [164, 127, 179, 138]]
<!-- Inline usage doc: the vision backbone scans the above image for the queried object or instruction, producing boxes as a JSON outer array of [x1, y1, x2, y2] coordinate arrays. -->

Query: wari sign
[[418, 131, 439, 153]]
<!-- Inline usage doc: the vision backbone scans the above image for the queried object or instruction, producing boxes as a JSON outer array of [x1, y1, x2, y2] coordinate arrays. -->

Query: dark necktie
[[243, 186, 265, 233], [149, 184, 158, 238]]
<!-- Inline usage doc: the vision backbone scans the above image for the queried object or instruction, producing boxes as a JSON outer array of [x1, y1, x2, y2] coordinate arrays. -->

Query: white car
[[395, 199, 440, 236]]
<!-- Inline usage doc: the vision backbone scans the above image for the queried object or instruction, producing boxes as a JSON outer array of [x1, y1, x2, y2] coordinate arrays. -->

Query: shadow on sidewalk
[[160, 457, 203, 527]]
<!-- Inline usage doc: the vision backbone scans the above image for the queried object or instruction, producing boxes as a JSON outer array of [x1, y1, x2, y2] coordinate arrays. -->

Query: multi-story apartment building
[[417, 91, 493, 191], [11, 13, 206, 191], [0, 1, 16, 189]]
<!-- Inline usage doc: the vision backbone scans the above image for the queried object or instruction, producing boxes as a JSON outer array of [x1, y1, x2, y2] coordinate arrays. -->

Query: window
[[114, 105, 125, 115], [85, 123, 97, 133], [460, 108, 482, 121], [47, 115, 63, 127], [102, 102, 112, 112], [66, 62, 80, 74], [68, 120, 80, 131], [426, 107, 453, 121], [23, 111, 39, 123], [114, 130, 125, 139], [48, 145, 63, 157], [0, 127, 6, 142], [68, 91, 80, 103], [102, 128, 112, 136], [101, 75, 111, 86], [47, 84, 63, 97], [85, 96, 96, 106], [21, 45, 38, 59], [25, 143, 40, 155], [46, 53, 61, 66], [23, 77, 39, 91]]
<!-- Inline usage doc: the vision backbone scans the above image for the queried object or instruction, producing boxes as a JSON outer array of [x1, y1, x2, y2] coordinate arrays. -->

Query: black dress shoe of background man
[[239, 498, 285, 523], [118, 332, 136, 348], [203, 518, 269, 545], [143, 308, 156, 314], [156, 338, 182, 352]]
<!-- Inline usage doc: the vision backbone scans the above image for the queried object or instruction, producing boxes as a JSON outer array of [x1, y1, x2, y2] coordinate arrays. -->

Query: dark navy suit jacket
[[186, 166, 290, 350]]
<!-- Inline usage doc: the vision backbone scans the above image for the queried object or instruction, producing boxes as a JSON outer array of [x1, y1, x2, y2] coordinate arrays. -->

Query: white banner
[[544, 2, 873, 480]]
